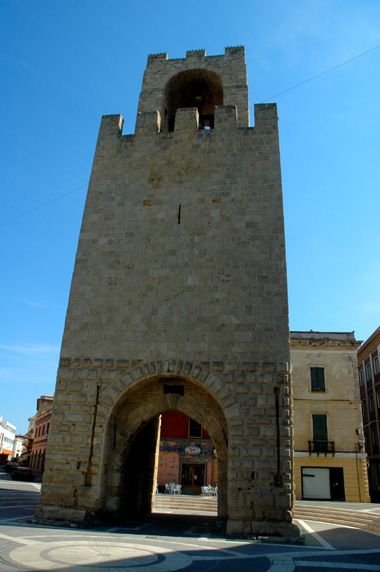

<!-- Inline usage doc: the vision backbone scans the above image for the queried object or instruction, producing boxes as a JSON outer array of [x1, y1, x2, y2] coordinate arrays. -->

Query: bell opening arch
[[164, 69, 223, 131]]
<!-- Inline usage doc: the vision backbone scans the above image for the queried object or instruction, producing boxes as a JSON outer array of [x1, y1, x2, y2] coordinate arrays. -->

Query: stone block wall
[[39, 47, 298, 537]]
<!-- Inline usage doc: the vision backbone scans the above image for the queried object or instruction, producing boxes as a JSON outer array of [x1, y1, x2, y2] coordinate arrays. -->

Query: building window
[[366, 360, 372, 381], [359, 366, 365, 386], [310, 367, 325, 392], [373, 352, 380, 375], [188, 418, 202, 438], [312, 414, 328, 441]]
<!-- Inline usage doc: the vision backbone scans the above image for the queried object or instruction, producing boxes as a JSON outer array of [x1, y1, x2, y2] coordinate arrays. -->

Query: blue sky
[[1, 0, 380, 434]]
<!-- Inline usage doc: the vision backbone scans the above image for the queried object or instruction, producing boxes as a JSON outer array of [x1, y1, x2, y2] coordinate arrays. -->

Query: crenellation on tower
[[172, 107, 199, 134], [93, 114, 124, 164], [135, 110, 161, 135], [254, 103, 279, 132], [146, 52, 168, 64], [186, 49, 206, 58], [225, 45, 245, 55], [96, 114, 123, 141], [214, 105, 238, 130]]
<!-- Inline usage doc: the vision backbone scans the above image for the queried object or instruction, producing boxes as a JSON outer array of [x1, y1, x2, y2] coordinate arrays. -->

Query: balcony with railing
[[308, 440, 335, 456]]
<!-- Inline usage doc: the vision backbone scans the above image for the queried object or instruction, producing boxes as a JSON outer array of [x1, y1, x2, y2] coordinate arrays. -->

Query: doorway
[[330, 467, 345, 500], [301, 466, 345, 501], [181, 462, 206, 494], [120, 418, 160, 519]]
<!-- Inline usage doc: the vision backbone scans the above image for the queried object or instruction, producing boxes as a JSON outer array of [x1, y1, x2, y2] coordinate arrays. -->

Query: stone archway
[[39, 356, 297, 537], [164, 68, 223, 130], [99, 373, 230, 521]]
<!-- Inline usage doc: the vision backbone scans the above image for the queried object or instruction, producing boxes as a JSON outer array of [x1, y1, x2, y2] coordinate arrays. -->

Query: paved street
[[1, 471, 380, 571], [0, 475, 40, 524]]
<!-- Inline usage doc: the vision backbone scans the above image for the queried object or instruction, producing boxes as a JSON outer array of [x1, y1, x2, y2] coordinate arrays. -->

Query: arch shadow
[[164, 69, 223, 131]]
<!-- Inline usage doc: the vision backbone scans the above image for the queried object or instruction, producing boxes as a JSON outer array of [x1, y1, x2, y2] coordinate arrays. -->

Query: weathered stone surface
[[38, 46, 296, 537]]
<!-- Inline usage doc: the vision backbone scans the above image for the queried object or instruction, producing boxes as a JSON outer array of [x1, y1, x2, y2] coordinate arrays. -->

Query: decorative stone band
[[59, 356, 289, 376]]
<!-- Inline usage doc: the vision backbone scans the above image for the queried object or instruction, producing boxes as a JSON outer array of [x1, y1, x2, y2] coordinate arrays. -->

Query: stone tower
[[39, 46, 297, 537]]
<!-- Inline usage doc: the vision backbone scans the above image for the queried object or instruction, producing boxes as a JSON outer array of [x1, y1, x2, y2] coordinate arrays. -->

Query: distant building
[[21, 415, 37, 465], [357, 326, 380, 501], [12, 435, 25, 459], [0, 418, 16, 457], [291, 331, 369, 503], [157, 411, 217, 494], [0, 417, 16, 458], [29, 395, 53, 474]]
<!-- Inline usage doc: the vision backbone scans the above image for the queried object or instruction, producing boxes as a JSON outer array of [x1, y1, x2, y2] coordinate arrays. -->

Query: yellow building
[[291, 331, 370, 503]]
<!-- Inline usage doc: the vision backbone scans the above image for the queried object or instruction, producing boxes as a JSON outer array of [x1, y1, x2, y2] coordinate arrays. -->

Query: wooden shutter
[[311, 367, 325, 391], [312, 414, 328, 441]]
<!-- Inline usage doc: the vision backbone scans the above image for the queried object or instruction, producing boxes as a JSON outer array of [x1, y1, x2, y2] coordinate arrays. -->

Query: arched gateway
[[38, 47, 298, 538], [101, 365, 230, 520]]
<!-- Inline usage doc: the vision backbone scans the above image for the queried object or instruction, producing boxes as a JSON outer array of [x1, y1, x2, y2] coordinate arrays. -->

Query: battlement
[[147, 52, 168, 63], [95, 102, 278, 149], [147, 46, 245, 66], [186, 49, 206, 58], [95, 46, 279, 146], [141, 46, 249, 130], [225, 45, 244, 55], [94, 101, 279, 156]]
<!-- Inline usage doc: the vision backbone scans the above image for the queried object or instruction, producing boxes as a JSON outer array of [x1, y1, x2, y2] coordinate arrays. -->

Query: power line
[[262, 40, 380, 101], [3, 41, 380, 228], [0, 184, 86, 228]]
